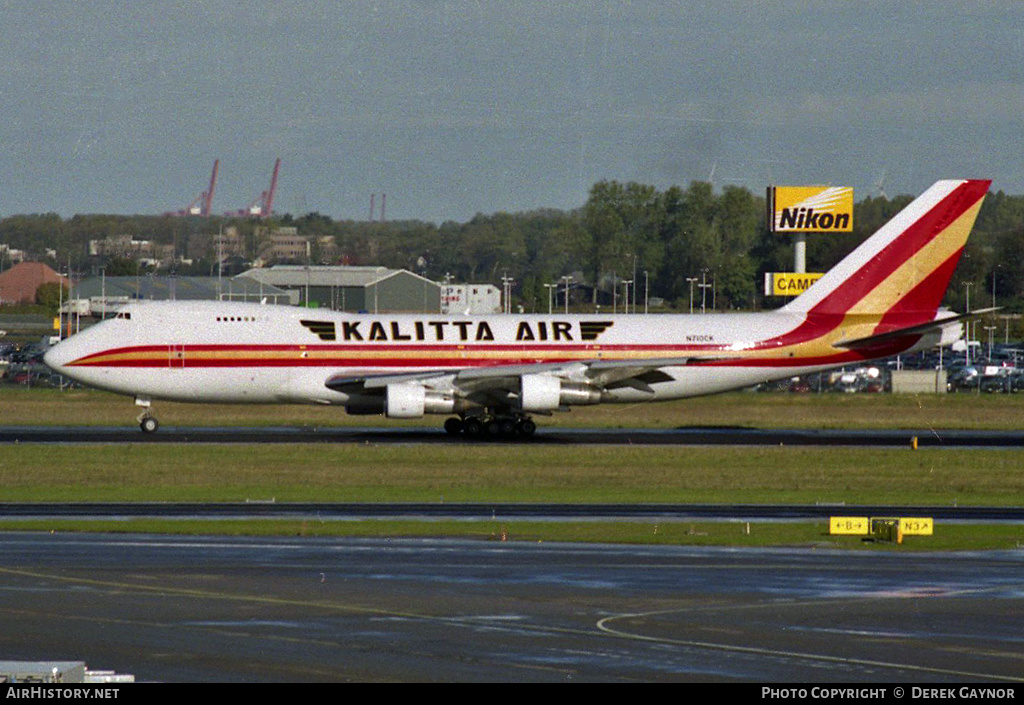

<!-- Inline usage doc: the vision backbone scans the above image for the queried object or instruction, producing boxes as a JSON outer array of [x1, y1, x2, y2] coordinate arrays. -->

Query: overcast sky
[[2, 1, 1022, 223]]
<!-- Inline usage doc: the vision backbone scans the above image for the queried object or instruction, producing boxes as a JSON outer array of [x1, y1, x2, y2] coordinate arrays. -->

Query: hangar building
[[238, 265, 442, 313]]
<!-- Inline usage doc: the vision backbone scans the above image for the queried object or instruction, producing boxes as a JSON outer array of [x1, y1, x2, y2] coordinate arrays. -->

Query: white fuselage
[[43, 299, 906, 408], [43, 180, 987, 422]]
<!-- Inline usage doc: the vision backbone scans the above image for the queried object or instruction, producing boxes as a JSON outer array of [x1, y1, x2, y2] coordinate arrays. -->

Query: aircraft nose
[[43, 339, 74, 372]]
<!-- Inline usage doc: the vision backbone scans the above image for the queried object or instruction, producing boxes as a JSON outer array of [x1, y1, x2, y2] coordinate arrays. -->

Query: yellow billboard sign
[[768, 186, 854, 233], [764, 272, 825, 297]]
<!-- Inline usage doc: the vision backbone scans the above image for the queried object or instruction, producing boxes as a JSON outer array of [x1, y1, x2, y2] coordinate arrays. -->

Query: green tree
[[34, 281, 68, 313], [583, 180, 661, 303], [103, 257, 140, 276]]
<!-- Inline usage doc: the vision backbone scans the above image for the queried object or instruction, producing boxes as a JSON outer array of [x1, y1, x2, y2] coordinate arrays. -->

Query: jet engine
[[519, 373, 602, 412], [385, 382, 456, 418], [937, 318, 965, 349]]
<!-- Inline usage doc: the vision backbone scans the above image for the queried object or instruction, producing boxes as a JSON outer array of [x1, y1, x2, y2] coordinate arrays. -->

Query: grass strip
[[1, 444, 1023, 506], [4, 389, 1023, 549], [1, 519, 1021, 551], [5, 387, 1024, 430]]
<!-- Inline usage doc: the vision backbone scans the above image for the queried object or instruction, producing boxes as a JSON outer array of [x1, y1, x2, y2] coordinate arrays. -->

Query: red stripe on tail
[[808, 180, 988, 316]]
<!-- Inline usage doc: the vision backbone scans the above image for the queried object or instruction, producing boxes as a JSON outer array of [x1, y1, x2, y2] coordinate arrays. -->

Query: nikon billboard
[[767, 186, 854, 233]]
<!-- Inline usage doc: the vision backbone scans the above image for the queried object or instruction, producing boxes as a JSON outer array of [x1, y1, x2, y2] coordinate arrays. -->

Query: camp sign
[[763, 272, 825, 297]]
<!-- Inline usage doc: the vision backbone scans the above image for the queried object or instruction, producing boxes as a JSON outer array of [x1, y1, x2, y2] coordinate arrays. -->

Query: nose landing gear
[[135, 397, 159, 434], [139, 415, 160, 434]]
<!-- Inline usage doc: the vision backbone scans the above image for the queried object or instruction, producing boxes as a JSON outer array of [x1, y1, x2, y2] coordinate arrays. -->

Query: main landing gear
[[444, 413, 537, 440]]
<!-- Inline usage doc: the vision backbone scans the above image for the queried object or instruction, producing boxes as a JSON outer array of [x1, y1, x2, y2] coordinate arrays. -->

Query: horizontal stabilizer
[[834, 308, 999, 350]]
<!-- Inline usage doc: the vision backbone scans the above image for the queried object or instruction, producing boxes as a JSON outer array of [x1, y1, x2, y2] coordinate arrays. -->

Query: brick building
[[0, 262, 69, 304]]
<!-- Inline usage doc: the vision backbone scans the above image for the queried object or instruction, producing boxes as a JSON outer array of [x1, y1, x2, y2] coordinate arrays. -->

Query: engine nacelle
[[520, 374, 561, 411], [903, 317, 963, 355], [937, 319, 964, 349], [385, 382, 455, 418], [520, 374, 602, 412]]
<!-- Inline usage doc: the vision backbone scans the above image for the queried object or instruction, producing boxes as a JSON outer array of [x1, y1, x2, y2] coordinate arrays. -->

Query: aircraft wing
[[325, 356, 726, 399]]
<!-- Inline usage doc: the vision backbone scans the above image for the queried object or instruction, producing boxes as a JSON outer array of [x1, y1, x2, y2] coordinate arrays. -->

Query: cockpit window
[[115, 311, 131, 320]]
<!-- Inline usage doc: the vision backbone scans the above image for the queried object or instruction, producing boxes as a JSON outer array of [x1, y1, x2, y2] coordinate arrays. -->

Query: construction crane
[[240, 158, 281, 218], [170, 160, 219, 216]]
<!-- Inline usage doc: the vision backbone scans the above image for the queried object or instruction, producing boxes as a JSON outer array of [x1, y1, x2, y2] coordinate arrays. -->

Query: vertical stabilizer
[[783, 179, 990, 319]]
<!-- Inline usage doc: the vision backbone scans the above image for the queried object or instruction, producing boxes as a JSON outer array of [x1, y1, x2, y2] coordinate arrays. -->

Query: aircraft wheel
[[140, 416, 159, 434], [497, 419, 516, 436], [443, 417, 464, 435], [463, 417, 485, 437], [517, 419, 537, 437]]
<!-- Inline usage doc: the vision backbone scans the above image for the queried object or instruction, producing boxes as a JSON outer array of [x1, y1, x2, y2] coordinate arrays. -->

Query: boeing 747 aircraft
[[45, 179, 990, 438]]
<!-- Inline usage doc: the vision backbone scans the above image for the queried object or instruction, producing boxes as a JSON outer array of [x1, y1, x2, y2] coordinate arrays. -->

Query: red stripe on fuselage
[[65, 339, 889, 370]]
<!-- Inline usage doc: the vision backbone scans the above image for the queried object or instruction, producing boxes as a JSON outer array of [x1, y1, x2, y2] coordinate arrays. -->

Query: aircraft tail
[[782, 179, 990, 322]]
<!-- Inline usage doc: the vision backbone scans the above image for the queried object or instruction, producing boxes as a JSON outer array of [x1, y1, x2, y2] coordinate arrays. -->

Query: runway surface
[[3, 425, 1024, 446], [1, 532, 1022, 682]]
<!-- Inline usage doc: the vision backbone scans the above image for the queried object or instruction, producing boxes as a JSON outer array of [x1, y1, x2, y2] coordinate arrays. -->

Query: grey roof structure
[[238, 265, 434, 289], [73, 275, 293, 304], [237, 265, 442, 313]]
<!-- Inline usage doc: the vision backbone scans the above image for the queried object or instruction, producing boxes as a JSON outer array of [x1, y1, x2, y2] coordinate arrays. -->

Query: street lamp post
[[964, 282, 973, 365], [686, 277, 698, 314], [699, 270, 711, 315], [631, 254, 637, 314], [501, 274, 515, 314], [543, 283, 556, 314], [561, 275, 572, 314]]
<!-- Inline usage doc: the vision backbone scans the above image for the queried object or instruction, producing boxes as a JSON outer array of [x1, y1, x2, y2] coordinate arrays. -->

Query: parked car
[[947, 366, 980, 392]]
